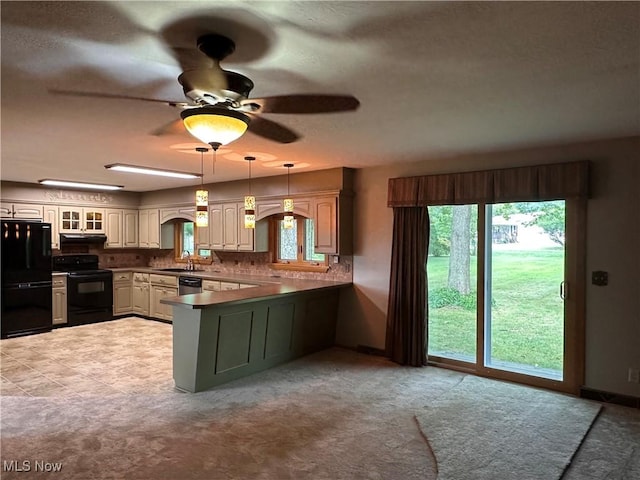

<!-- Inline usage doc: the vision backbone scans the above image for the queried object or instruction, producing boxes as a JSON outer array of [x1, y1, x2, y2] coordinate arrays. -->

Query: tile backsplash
[[56, 245, 352, 282]]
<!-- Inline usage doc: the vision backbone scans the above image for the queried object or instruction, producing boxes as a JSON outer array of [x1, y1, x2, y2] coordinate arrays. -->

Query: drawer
[[149, 274, 178, 287], [52, 277, 67, 288], [203, 280, 221, 292], [113, 271, 132, 283], [220, 281, 240, 291], [133, 272, 149, 283]]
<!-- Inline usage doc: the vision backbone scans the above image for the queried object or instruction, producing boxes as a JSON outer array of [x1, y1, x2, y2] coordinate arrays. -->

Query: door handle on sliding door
[[560, 281, 567, 300]]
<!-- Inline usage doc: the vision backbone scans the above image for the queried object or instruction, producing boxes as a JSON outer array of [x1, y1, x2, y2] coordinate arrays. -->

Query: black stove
[[53, 254, 113, 326], [53, 254, 111, 274]]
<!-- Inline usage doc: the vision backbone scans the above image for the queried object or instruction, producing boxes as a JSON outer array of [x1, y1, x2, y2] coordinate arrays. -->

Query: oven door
[[67, 272, 113, 325]]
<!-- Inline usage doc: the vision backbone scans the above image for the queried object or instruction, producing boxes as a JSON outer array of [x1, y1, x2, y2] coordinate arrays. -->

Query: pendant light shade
[[244, 156, 256, 229], [181, 107, 250, 149], [283, 163, 295, 229], [195, 147, 209, 228]]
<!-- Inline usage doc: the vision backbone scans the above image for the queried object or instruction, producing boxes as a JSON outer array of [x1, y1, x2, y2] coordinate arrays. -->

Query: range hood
[[59, 233, 107, 245]]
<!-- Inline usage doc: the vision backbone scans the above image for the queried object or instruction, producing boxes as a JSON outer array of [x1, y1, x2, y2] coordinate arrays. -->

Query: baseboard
[[355, 345, 386, 357], [112, 314, 171, 325], [580, 387, 640, 409]]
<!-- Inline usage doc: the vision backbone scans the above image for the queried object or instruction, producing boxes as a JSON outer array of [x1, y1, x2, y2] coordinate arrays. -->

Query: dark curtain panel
[[386, 207, 430, 366]]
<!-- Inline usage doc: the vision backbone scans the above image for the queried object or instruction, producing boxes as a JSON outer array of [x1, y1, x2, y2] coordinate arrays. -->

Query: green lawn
[[427, 248, 565, 373]]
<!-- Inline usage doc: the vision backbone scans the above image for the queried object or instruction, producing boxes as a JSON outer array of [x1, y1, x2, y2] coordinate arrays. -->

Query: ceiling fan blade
[[241, 95, 360, 114], [49, 89, 189, 107], [247, 115, 300, 144], [178, 66, 228, 100], [150, 118, 185, 136]]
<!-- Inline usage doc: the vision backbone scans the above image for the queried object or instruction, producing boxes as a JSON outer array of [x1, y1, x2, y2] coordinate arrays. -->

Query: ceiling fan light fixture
[[105, 163, 201, 179], [39, 179, 123, 191], [181, 107, 250, 148]]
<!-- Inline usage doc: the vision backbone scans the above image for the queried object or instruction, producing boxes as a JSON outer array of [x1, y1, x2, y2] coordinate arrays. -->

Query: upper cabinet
[[312, 196, 336, 254], [105, 208, 139, 249], [1, 202, 44, 220], [59, 207, 105, 233], [312, 194, 353, 255], [44, 205, 60, 250], [139, 208, 160, 249], [209, 202, 267, 252]]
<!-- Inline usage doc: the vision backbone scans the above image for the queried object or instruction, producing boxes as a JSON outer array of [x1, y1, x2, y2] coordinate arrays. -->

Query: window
[[173, 221, 211, 264], [271, 216, 328, 271]]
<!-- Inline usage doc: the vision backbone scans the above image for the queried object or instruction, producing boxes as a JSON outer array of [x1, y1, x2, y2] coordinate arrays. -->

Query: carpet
[[415, 375, 602, 480]]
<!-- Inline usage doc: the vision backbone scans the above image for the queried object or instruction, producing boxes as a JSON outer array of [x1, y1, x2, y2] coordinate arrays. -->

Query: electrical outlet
[[592, 271, 608, 286], [628, 368, 640, 383]]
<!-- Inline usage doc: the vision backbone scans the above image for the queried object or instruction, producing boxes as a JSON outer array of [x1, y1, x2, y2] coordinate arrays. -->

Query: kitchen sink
[[155, 268, 191, 272]]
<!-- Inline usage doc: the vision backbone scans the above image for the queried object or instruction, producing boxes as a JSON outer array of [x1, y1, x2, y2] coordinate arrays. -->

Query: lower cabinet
[[52, 275, 67, 326], [150, 285, 178, 321], [149, 274, 178, 321], [132, 273, 150, 316], [113, 271, 133, 315]]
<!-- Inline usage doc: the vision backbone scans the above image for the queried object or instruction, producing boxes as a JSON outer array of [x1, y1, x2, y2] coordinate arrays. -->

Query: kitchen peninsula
[[161, 277, 349, 392]]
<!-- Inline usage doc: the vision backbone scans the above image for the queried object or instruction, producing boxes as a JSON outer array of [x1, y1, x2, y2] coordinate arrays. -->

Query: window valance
[[388, 161, 589, 207]]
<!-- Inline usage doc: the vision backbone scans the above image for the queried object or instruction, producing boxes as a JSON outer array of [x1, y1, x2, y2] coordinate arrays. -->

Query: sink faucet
[[183, 250, 193, 271]]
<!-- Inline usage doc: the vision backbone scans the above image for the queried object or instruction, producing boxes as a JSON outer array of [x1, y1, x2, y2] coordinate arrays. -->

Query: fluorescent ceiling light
[[39, 179, 123, 191], [105, 163, 201, 179]]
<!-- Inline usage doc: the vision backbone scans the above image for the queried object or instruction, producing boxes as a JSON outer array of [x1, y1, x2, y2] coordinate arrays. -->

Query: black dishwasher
[[179, 276, 202, 295]]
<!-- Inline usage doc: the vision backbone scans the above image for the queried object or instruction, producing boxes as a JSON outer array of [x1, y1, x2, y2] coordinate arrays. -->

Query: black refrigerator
[[1, 220, 53, 338]]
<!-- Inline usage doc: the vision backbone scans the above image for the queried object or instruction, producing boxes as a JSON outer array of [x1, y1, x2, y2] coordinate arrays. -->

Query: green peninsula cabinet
[[163, 282, 347, 392]]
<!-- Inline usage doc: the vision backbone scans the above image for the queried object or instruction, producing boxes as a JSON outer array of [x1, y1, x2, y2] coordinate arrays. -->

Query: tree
[[494, 200, 566, 246], [527, 201, 565, 246], [428, 206, 452, 256], [448, 205, 472, 294]]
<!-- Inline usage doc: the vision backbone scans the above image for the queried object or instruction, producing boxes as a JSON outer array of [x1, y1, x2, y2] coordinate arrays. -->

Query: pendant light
[[283, 163, 295, 229], [195, 147, 209, 228], [244, 156, 256, 229]]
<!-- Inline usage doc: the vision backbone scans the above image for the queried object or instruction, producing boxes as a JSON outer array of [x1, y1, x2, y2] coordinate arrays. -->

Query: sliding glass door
[[484, 201, 565, 380], [428, 200, 572, 389], [427, 205, 478, 364]]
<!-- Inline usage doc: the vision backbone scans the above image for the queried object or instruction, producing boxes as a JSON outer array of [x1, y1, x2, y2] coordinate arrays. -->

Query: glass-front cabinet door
[[59, 207, 105, 233]]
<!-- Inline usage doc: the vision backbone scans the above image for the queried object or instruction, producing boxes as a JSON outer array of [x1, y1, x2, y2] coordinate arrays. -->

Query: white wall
[[337, 136, 640, 397]]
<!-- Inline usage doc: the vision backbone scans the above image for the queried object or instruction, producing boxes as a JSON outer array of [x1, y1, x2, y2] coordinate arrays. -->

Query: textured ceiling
[[1, 1, 638, 192]]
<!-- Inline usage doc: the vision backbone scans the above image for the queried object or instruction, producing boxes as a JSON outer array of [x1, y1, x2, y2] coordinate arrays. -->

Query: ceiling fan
[[50, 34, 360, 148]]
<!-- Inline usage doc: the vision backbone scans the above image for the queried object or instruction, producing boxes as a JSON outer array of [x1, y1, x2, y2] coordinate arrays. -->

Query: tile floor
[[0, 317, 176, 397]]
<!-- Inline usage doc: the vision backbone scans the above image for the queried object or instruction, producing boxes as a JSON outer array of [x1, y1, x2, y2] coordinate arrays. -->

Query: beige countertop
[[110, 267, 351, 309], [110, 267, 285, 285], [161, 277, 350, 309]]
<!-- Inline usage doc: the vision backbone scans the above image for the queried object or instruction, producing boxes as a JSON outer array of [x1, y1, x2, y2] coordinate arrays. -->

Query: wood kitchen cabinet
[[44, 205, 60, 249], [106, 209, 139, 248], [1, 202, 44, 220], [113, 271, 133, 316], [138, 208, 160, 248], [312, 194, 353, 255], [202, 279, 221, 292], [209, 202, 267, 252], [132, 272, 150, 316], [149, 274, 178, 321], [59, 207, 106, 234], [52, 275, 67, 325]]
